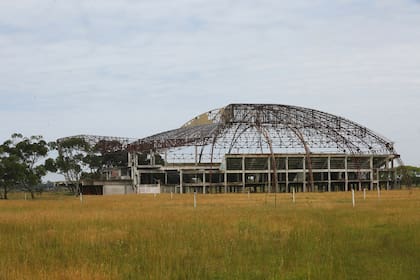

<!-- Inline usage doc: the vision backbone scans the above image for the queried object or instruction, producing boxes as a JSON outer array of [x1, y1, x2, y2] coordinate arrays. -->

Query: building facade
[[67, 104, 400, 194]]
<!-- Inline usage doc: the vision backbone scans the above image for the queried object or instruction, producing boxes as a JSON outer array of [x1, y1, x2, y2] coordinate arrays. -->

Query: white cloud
[[1, 0, 420, 165]]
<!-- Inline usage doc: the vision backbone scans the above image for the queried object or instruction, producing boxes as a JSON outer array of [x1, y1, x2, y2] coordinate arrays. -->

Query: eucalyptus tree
[[0, 134, 54, 199], [54, 137, 91, 195], [0, 151, 25, 199]]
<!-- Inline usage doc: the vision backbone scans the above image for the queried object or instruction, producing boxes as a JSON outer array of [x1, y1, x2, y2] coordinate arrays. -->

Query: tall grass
[[1, 190, 419, 279]]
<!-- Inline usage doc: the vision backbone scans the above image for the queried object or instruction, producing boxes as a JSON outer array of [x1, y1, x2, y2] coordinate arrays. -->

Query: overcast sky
[[1, 0, 420, 166]]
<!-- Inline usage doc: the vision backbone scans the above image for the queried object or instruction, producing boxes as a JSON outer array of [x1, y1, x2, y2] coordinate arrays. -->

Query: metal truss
[[127, 104, 399, 191], [57, 134, 136, 152], [57, 104, 400, 192], [57, 104, 398, 163], [128, 103, 397, 155]]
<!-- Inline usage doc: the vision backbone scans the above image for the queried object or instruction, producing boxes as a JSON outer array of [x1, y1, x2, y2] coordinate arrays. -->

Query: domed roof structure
[[59, 104, 401, 194], [130, 104, 397, 163]]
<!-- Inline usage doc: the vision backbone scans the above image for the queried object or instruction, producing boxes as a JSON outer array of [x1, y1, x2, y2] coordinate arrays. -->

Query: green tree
[[0, 134, 53, 199], [94, 140, 128, 168], [79, 140, 129, 180], [54, 137, 91, 195], [397, 165, 420, 187], [0, 153, 26, 199]]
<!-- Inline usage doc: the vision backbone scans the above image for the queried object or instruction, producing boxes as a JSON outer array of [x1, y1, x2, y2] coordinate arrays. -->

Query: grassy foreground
[[1, 190, 419, 280]]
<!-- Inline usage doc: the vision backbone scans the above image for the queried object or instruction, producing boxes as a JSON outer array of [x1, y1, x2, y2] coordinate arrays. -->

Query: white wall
[[103, 184, 134, 195]]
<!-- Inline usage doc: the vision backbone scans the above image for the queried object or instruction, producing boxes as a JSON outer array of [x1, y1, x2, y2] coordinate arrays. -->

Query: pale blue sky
[[1, 0, 420, 166]]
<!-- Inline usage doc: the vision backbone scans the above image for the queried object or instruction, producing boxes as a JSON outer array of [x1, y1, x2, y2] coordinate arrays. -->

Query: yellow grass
[[1, 190, 419, 279]]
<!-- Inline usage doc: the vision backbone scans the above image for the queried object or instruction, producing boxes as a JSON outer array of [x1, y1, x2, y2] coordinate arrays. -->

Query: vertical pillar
[[386, 158, 390, 190], [180, 169, 183, 194], [370, 156, 374, 191], [224, 171, 227, 193], [224, 157, 228, 193], [328, 156, 331, 192], [285, 156, 289, 193], [150, 149, 155, 165], [194, 145, 198, 166], [242, 156, 246, 193], [202, 171, 206, 194], [303, 156, 306, 192], [359, 156, 362, 191], [390, 157, 395, 190], [130, 152, 140, 193], [345, 156, 348, 191], [128, 152, 134, 182], [267, 156, 271, 192]]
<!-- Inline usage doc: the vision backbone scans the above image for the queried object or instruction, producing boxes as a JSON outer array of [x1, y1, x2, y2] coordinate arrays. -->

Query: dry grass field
[[1, 189, 419, 280]]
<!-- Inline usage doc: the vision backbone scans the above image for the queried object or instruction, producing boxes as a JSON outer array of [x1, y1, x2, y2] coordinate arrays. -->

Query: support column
[[130, 152, 140, 193], [390, 157, 395, 190], [370, 156, 374, 191], [202, 171, 206, 194], [180, 169, 183, 194], [128, 152, 133, 183], [386, 158, 390, 190], [224, 171, 227, 193], [328, 156, 331, 192], [267, 156, 271, 192], [242, 156, 246, 193], [224, 157, 228, 193], [194, 145, 198, 166], [285, 157, 289, 192], [303, 156, 306, 192], [345, 156, 348, 191], [150, 149, 155, 165]]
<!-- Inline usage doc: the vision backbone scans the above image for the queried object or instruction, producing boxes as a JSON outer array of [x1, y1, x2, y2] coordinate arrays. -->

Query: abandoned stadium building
[[60, 104, 401, 195]]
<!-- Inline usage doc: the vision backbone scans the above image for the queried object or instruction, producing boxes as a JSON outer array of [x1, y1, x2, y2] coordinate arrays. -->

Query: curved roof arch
[[129, 104, 397, 162]]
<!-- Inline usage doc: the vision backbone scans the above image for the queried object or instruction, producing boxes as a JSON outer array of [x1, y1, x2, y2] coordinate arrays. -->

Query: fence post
[[292, 187, 295, 203]]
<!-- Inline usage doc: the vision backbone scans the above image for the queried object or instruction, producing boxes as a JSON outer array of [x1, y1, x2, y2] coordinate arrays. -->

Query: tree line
[[0, 133, 128, 199], [396, 165, 420, 187]]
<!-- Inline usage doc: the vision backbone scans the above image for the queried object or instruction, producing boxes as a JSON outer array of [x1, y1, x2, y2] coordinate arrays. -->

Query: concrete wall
[[138, 184, 161, 194], [103, 184, 134, 195]]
